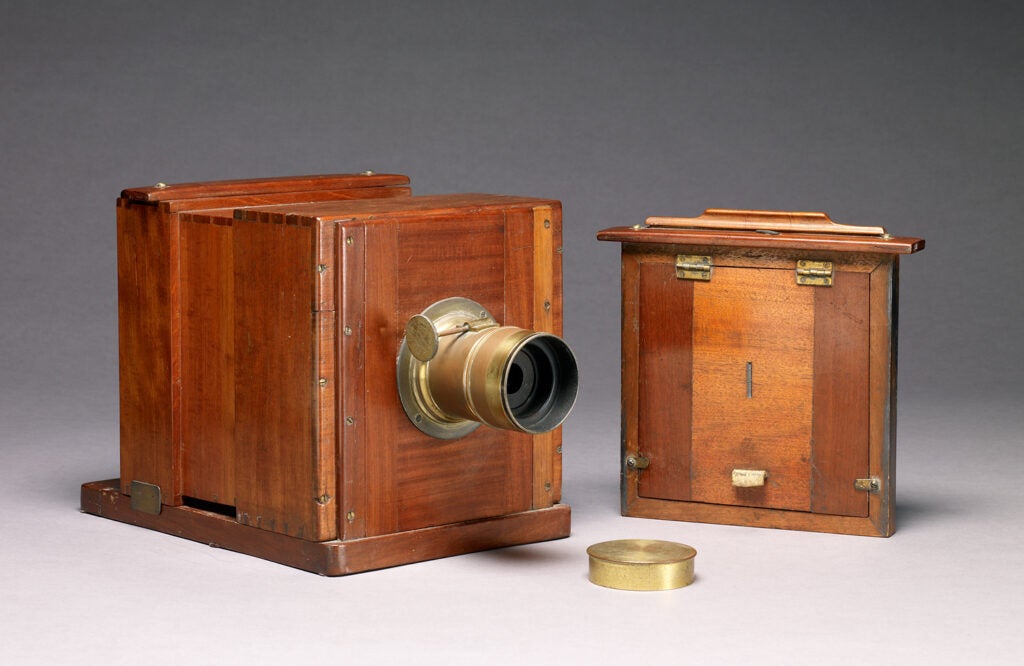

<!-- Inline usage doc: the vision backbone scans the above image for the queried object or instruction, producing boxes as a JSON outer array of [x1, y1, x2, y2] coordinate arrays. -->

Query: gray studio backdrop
[[1, 1, 1021, 663]]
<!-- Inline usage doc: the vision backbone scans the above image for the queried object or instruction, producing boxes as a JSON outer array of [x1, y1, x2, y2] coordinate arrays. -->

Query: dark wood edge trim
[[81, 480, 571, 576], [597, 227, 925, 255], [624, 496, 888, 537], [122, 174, 411, 202]]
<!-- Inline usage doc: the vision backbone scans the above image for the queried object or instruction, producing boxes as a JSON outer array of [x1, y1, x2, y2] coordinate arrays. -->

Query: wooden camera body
[[82, 174, 573, 574], [598, 210, 924, 536]]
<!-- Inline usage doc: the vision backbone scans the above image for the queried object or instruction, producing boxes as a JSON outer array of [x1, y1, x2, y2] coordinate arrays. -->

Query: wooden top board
[[122, 173, 410, 203]]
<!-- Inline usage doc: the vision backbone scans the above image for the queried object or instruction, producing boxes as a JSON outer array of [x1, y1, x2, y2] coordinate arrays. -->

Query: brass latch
[[129, 480, 162, 515], [675, 255, 712, 281], [626, 455, 650, 470], [854, 478, 881, 493], [796, 260, 833, 286]]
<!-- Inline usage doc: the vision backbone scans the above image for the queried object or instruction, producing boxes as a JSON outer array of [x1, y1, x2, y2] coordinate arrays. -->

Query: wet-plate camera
[[82, 173, 577, 575]]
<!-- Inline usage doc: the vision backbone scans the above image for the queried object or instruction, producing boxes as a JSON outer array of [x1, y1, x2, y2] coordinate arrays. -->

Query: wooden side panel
[[636, 258, 694, 501], [811, 269, 870, 516], [690, 268, 814, 511], [620, 249, 642, 513], [233, 220, 332, 540], [361, 222, 399, 537], [180, 218, 235, 505], [161, 185, 412, 213], [117, 201, 181, 501], [339, 223, 368, 540], [549, 207, 565, 502], [391, 211, 533, 531], [869, 259, 897, 535]]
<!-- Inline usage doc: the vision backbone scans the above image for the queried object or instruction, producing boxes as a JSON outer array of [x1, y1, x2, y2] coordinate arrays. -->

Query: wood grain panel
[[122, 173, 410, 203], [597, 226, 925, 255], [395, 211, 506, 319], [636, 258, 694, 502], [869, 259, 897, 535], [811, 269, 870, 516], [82, 480, 569, 576], [531, 206, 556, 509], [690, 267, 814, 511], [361, 222, 399, 537], [180, 218, 235, 505], [233, 220, 328, 539], [339, 223, 368, 539], [389, 211, 532, 531], [159, 186, 411, 213], [117, 201, 180, 501], [620, 249, 642, 513]]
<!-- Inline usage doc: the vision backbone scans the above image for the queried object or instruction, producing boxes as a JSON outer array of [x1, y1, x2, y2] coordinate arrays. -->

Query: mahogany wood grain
[[117, 174, 410, 512], [811, 269, 870, 517], [636, 258, 694, 502], [232, 220, 331, 540], [647, 209, 886, 236], [338, 222, 368, 540], [597, 226, 924, 255], [869, 259, 898, 536], [530, 206, 558, 509], [619, 250, 642, 511], [690, 267, 814, 511], [361, 221, 400, 537], [626, 495, 884, 537], [81, 480, 570, 576], [158, 186, 411, 213], [603, 214, 920, 537], [117, 201, 180, 501], [108, 186, 573, 570], [390, 211, 531, 531], [122, 173, 410, 203], [180, 218, 236, 505]]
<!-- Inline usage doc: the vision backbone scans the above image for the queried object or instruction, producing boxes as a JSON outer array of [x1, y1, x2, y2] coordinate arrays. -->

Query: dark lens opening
[[505, 335, 578, 433]]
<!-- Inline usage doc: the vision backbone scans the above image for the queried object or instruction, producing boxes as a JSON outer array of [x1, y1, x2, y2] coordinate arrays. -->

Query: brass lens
[[397, 297, 578, 440]]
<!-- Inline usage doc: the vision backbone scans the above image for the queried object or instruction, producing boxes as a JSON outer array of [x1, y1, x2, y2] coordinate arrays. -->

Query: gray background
[[2, 1, 1021, 663]]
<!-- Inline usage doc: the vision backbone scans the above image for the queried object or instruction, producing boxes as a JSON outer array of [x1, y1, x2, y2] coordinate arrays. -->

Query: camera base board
[[81, 479, 571, 576]]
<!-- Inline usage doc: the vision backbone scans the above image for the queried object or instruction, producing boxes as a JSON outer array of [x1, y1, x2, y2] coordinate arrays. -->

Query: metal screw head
[[343, 326, 352, 336], [318, 378, 328, 387], [317, 264, 328, 274], [346, 511, 356, 521], [544, 300, 551, 312], [544, 219, 551, 229], [361, 170, 375, 176], [154, 182, 168, 189], [346, 236, 354, 246], [345, 416, 354, 425]]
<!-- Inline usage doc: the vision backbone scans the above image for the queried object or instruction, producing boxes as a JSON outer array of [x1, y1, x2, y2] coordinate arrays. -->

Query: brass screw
[[556, 246, 564, 254], [345, 416, 354, 425], [544, 482, 552, 491], [343, 326, 352, 336], [346, 236, 354, 246], [361, 170, 375, 176], [317, 264, 328, 274], [318, 378, 328, 387], [556, 445, 562, 454], [346, 511, 356, 522], [543, 219, 551, 229], [154, 182, 167, 189], [544, 300, 551, 312]]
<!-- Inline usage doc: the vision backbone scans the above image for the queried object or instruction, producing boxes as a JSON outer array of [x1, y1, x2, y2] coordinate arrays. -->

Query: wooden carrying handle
[[646, 209, 886, 236]]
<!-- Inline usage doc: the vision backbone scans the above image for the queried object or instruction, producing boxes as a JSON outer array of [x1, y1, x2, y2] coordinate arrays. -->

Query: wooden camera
[[82, 173, 576, 574], [599, 210, 924, 536]]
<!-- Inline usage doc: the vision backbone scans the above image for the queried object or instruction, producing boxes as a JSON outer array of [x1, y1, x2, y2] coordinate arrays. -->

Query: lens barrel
[[397, 298, 578, 440]]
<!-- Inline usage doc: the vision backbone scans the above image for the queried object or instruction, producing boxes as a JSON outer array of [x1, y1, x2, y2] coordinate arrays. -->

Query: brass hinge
[[676, 255, 712, 281], [854, 478, 881, 493], [625, 455, 650, 470], [129, 480, 162, 515], [796, 260, 833, 286]]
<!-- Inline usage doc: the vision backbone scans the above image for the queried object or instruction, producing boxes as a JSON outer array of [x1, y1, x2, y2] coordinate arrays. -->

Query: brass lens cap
[[587, 539, 696, 591]]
